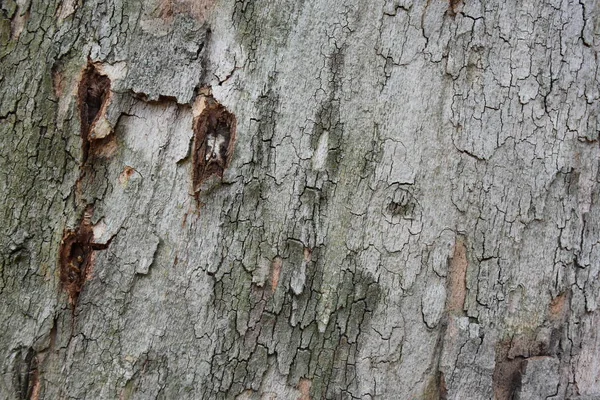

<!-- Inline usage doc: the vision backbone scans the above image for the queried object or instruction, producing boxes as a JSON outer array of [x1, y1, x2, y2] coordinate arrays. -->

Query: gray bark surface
[[1, 0, 599, 399]]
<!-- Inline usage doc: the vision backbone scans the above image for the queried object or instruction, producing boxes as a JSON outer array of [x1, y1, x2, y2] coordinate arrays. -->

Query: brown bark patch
[[493, 341, 525, 400], [448, 0, 462, 16], [423, 371, 447, 400], [446, 237, 468, 314], [78, 62, 112, 163], [548, 291, 569, 323], [87, 135, 118, 159], [29, 371, 40, 400], [439, 373, 448, 400], [297, 378, 311, 400], [157, 0, 216, 23], [192, 94, 236, 203], [118, 166, 137, 186], [59, 206, 110, 307], [270, 257, 283, 294]]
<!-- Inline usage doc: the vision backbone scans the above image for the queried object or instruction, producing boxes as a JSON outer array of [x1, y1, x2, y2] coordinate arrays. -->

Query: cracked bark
[[1, 0, 599, 399]]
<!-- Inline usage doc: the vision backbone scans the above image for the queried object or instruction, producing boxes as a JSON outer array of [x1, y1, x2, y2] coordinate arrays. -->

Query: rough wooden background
[[1, 0, 599, 398]]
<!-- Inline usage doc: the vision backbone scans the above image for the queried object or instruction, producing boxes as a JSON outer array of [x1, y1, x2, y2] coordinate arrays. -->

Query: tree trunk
[[1, 0, 599, 399]]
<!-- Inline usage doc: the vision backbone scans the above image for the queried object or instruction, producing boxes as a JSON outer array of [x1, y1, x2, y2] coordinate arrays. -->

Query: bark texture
[[1, 0, 599, 399]]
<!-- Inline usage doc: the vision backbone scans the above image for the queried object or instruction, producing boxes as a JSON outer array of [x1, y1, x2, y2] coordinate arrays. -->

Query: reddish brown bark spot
[[297, 378, 311, 400], [29, 370, 40, 400], [118, 166, 136, 186], [446, 238, 468, 314], [271, 257, 283, 294], [549, 291, 569, 323]]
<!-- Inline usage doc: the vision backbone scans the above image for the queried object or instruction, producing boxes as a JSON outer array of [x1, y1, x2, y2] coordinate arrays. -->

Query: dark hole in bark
[[12, 347, 38, 400], [387, 201, 412, 217], [58, 206, 109, 307], [386, 188, 415, 218], [192, 95, 236, 203], [78, 63, 111, 163]]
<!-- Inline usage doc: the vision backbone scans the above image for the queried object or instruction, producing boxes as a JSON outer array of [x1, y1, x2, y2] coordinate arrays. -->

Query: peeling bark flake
[[157, 0, 217, 23]]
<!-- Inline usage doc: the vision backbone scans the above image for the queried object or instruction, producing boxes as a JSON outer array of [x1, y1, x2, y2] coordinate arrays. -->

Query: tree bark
[[1, 0, 599, 399]]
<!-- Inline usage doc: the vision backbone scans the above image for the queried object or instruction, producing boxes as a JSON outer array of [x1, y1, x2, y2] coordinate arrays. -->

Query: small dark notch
[[59, 206, 109, 307], [192, 95, 236, 202], [78, 62, 111, 163]]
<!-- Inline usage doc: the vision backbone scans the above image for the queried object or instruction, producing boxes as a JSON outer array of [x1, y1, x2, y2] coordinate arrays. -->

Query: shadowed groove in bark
[[11, 347, 38, 400], [77, 62, 111, 164]]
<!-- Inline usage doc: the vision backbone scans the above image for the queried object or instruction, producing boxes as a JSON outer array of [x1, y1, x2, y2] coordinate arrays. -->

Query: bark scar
[[58, 206, 111, 308], [446, 237, 468, 315], [78, 62, 113, 163], [191, 92, 236, 203]]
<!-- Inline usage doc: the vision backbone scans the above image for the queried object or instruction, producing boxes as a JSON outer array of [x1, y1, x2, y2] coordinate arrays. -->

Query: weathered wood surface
[[1, 0, 599, 398]]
